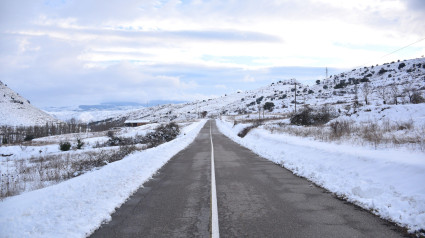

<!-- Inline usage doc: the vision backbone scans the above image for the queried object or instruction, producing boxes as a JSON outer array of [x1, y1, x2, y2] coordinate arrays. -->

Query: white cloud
[[1, 0, 424, 107], [214, 84, 227, 89], [243, 75, 255, 82]]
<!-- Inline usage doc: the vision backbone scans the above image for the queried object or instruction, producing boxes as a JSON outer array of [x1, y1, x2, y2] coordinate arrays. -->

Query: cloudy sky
[[1, 0, 424, 107]]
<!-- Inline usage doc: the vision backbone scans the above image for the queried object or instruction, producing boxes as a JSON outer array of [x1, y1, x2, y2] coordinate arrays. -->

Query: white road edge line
[[210, 121, 220, 238]]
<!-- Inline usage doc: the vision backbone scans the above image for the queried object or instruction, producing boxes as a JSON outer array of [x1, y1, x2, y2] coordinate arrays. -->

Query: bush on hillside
[[142, 122, 180, 147], [106, 130, 115, 138], [263, 102, 275, 112], [101, 122, 180, 148], [238, 121, 262, 138], [290, 106, 336, 126], [411, 92, 425, 104], [76, 138, 85, 149], [378, 68, 388, 75], [256, 96, 264, 104], [24, 135, 34, 141], [334, 82, 346, 89], [59, 141, 71, 151]]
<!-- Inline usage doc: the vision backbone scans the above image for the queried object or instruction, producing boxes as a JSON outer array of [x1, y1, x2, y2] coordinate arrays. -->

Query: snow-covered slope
[[114, 57, 425, 123], [0, 81, 61, 126]]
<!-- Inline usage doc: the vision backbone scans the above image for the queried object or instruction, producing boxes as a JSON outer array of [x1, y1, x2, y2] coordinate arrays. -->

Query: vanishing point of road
[[90, 120, 406, 238]]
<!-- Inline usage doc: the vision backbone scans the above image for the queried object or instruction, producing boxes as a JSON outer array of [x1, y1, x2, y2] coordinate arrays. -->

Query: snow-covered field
[[216, 118, 425, 233], [0, 119, 206, 238], [0, 123, 166, 197]]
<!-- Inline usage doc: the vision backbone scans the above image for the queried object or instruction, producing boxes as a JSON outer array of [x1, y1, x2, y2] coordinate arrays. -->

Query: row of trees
[[0, 118, 126, 145], [246, 77, 423, 118], [359, 81, 424, 106]]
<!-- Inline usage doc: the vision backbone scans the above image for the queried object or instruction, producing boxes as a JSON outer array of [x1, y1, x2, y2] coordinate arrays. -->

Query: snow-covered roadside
[[216, 119, 425, 233], [0, 119, 207, 238]]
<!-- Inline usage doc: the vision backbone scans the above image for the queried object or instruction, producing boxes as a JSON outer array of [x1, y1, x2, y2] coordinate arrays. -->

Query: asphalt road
[[90, 120, 406, 238]]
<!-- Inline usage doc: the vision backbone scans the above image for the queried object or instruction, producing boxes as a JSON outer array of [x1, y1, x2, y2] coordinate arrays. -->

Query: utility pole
[[294, 80, 297, 113], [258, 104, 261, 120], [326, 67, 328, 79]]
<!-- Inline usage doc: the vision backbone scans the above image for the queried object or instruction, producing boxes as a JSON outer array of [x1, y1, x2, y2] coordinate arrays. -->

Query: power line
[[379, 36, 425, 60], [356, 36, 425, 68]]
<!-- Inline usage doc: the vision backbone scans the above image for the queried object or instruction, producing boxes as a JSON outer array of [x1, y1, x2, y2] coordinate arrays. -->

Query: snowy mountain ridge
[[119, 57, 425, 123], [0, 81, 61, 126]]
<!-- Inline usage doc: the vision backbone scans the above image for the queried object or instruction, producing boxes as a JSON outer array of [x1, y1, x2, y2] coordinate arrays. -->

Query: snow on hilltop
[[114, 57, 425, 123], [0, 81, 61, 126]]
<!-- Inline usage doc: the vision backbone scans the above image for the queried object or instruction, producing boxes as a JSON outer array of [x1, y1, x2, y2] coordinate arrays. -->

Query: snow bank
[[0, 119, 207, 238], [216, 119, 425, 233], [339, 103, 425, 125]]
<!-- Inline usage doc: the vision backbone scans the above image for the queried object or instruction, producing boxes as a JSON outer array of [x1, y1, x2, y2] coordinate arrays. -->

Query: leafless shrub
[[268, 123, 327, 140], [411, 92, 425, 104], [266, 119, 424, 151], [1, 121, 177, 199], [396, 119, 414, 130], [106, 130, 115, 138], [360, 122, 383, 148], [237, 120, 263, 138], [0, 118, 126, 145], [99, 122, 180, 148], [141, 122, 180, 148], [290, 105, 336, 126], [238, 125, 256, 138], [330, 120, 351, 138], [0, 145, 144, 199]]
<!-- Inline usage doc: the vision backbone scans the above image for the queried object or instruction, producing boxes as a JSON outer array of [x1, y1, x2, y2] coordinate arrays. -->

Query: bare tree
[[362, 82, 371, 105], [377, 86, 388, 104], [257, 104, 262, 120], [201, 111, 208, 118], [294, 80, 298, 113], [402, 80, 416, 103], [353, 83, 359, 109], [389, 84, 399, 105]]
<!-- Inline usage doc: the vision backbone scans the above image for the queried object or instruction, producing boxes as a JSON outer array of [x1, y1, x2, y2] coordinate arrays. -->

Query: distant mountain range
[[45, 100, 187, 112], [78, 100, 187, 111], [43, 100, 187, 122]]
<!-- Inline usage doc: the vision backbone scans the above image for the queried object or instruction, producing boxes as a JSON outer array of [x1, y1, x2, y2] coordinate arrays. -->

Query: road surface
[[90, 120, 405, 237]]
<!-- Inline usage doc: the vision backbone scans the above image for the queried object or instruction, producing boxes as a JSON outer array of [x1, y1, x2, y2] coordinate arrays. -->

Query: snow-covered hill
[[0, 81, 61, 126], [116, 57, 425, 123]]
